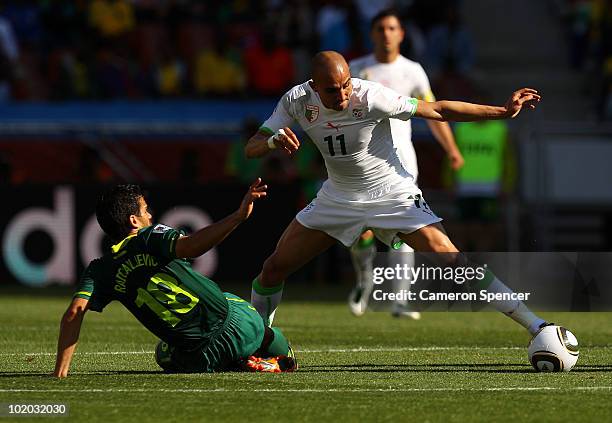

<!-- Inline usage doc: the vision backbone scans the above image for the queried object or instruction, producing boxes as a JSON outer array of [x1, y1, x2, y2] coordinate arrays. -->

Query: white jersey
[[261, 78, 419, 201], [349, 54, 435, 178]]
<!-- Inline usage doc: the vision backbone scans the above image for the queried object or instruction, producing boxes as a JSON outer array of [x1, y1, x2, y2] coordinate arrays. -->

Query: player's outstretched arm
[[415, 88, 541, 122], [53, 297, 89, 378], [245, 128, 300, 158], [174, 179, 267, 258]]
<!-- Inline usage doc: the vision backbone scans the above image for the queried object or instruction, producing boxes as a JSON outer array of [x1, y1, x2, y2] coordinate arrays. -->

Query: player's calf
[[445, 254, 547, 335]]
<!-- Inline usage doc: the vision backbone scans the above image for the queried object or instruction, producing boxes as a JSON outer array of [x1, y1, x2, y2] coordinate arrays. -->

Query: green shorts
[[158, 293, 266, 373]]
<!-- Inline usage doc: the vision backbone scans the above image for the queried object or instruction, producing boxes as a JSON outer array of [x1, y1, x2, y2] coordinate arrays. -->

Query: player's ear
[[128, 214, 140, 229]]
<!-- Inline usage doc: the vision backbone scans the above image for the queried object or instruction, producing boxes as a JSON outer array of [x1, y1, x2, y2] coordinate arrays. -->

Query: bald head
[[312, 51, 350, 81], [310, 51, 353, 111]]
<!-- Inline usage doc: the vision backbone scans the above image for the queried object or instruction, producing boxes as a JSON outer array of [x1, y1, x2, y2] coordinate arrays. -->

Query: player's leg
[[224, 293, 297, 372], [257, 327, 292, 356], [389, 242, 421, 319], [399, 223, 546, 335], [155, 293, 298, 373], [348, 230, 377, 316], [251, 218, 336, 325], [154, 340, 219, 373], [243, 326, 297, 373]]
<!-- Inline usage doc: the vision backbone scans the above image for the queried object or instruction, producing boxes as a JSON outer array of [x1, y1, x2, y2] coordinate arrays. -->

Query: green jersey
[[74, 224, 229, 350]]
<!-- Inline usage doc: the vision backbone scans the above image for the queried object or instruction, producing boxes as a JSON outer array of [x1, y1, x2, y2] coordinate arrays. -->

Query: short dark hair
[[370, 8, 404, 30], [96, 185, 145, 241]]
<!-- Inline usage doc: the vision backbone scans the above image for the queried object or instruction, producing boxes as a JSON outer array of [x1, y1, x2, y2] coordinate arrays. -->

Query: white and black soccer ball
[[528, 325, 579, 372]]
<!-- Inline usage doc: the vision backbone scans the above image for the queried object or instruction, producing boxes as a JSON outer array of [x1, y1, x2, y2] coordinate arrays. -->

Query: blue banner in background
[[0, 101, 435, 139]]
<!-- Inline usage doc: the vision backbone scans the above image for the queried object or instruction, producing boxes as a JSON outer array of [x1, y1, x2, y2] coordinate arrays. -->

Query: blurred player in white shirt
[[347, 9, 464, 318]]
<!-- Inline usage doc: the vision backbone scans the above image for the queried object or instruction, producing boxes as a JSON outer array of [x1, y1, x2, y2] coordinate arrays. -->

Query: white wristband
[[267, 128, 285, 150], [267, 135, 277, 149]]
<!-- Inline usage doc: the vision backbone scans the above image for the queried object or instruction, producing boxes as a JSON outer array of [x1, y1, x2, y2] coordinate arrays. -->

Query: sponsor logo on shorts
[[408, 194, 434, 216], [302, 202, 315, 213]]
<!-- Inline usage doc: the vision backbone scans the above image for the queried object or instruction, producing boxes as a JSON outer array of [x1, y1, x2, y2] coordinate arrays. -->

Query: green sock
[[264, 327, 291, 356]]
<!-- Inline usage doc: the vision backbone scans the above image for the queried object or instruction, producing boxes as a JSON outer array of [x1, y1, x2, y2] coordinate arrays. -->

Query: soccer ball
[[528, 325, 579, 372]]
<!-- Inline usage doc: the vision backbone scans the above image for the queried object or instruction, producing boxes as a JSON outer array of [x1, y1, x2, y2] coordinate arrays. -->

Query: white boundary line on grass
[[1, 387, 612, 393], [2, 345, 612, 357], [0, 347, 518, 357]]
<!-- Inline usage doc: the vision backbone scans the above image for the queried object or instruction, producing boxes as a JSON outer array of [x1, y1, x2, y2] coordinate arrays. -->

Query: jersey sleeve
[[411, 64, 436, 102], [369, 83, 419, 121], [259, 91, 297, 135], [139, 224, 182, 260], [73, 261, 110, 312]]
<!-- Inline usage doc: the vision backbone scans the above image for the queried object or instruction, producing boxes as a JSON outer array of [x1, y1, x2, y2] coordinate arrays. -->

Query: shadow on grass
[[300, 363, 612, 373], [2, 364, 611, 377]]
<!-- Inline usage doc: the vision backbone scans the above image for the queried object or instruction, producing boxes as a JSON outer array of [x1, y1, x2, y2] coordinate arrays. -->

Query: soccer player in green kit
[[53, 179, 296, 377]]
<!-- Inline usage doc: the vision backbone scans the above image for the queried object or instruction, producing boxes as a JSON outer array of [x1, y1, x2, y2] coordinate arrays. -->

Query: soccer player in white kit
[[246, 50, 549, 338], [347, 9, 464, 318]]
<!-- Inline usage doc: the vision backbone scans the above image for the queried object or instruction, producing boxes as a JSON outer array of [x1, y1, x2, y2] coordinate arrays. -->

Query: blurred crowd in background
[[0, 0, 608, 113], [0, 0, 473, 101], [556, 0, 612, 119]]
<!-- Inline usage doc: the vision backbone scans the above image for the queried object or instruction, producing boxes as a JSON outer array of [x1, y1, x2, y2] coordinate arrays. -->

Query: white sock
[[350, 240, 376, 289], [390, 243, 414, 308], [484, 274, 545, 335], [251, 278, 284, 326]]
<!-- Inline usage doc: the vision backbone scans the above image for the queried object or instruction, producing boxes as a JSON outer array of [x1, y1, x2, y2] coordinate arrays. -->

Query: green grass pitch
[[1, 292, 611, 422]]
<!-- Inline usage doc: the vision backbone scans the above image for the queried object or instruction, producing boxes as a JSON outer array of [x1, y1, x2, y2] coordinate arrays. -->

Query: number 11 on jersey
[[323, 134, 347, 156]]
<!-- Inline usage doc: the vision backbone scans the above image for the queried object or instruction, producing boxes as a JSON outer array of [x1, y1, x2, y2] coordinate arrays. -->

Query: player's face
[[314, 74, 353, 111], [133, 196, 153, 229], [371, 15, 404, 54]]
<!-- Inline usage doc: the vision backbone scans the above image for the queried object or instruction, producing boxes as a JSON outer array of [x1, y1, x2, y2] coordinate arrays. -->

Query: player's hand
[[448, 149, 465, 170], [504, 88, 541, 118], [272, 127, 300, 155], [237, 178, 267, 221]]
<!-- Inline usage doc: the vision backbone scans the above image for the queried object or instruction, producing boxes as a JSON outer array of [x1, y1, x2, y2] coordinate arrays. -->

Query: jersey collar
[[111, 233, 138, 253]]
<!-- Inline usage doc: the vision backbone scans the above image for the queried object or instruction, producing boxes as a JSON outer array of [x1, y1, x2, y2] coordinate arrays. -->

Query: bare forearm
[[54, 314, 83, 377], [245, 133, 272, 158], [418, 100, 508, 122], [438, 101, 508, 121], [175, 212, 243, 258]]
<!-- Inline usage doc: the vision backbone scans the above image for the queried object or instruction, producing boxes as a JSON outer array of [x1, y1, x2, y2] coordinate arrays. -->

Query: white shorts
[[296, 183, 442, 248]]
